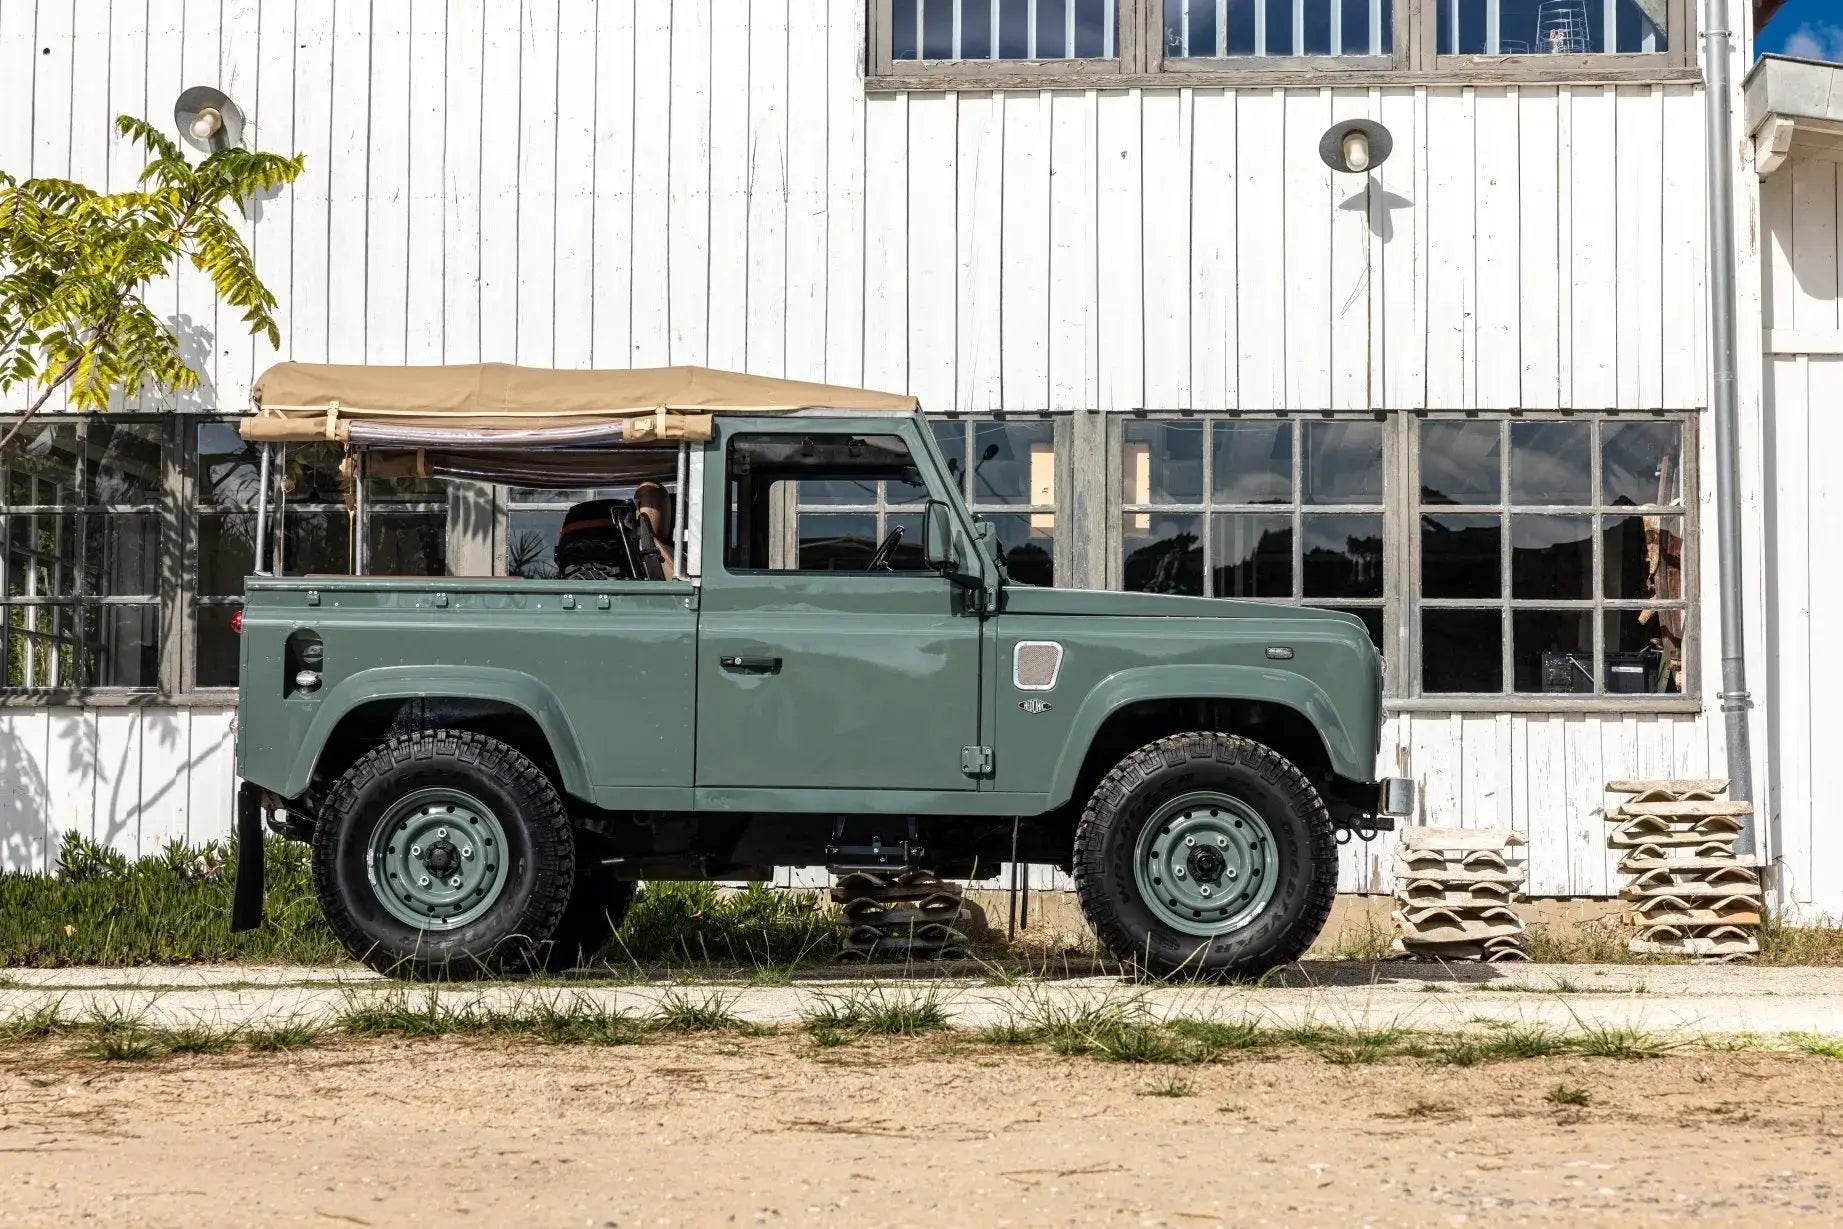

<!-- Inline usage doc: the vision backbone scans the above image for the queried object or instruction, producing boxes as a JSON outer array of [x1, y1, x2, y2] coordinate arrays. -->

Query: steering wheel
[[867, 524, 906, 572]]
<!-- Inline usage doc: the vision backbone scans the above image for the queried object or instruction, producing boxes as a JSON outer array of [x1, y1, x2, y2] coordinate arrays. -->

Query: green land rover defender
[[229, 362, 1414, 979]]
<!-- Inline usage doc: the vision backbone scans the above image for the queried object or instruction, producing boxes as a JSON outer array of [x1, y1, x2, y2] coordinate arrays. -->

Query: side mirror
[[923, 499, 956, 571]]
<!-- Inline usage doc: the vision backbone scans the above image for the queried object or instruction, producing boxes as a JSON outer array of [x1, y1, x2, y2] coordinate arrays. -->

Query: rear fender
[[1046, 664, 1373, 809], [279, 665, 593, 801]]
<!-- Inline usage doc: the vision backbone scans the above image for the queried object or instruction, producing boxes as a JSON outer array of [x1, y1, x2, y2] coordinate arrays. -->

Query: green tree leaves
[[0, 115, 305, 449]]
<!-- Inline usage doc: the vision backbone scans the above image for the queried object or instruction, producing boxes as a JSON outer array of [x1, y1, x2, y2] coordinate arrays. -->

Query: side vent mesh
[[1014, 641, 1063, 691]]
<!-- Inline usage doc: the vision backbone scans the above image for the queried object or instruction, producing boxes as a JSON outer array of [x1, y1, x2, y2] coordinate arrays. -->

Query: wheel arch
[[282, 666, 594, 804], [1046, 665, 1367, 812]]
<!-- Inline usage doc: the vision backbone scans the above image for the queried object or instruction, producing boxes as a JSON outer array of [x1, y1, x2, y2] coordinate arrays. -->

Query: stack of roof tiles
[[1606, 779, 1760, 959], [1391, 827, 1529, 962]]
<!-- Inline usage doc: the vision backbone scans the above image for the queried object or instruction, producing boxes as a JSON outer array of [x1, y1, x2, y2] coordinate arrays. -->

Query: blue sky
[[1758, 0, 1843, 60]]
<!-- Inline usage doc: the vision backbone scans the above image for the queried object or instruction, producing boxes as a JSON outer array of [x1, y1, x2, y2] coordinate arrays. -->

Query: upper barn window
[[868, 0, 1695, 82]]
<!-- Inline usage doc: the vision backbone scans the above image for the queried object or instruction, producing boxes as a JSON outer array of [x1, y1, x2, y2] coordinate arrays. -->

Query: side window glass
[[725, 433, 933, 573]]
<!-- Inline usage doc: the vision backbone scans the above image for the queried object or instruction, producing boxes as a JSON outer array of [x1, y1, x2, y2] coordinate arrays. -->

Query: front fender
[[270, 665, 594, 801], [1044, 663, 1376, 809]]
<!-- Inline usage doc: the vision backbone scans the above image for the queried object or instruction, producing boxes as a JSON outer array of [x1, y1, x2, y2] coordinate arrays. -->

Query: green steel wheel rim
[[1132, 791, 1280, 938], [366, 787, 510, 931]]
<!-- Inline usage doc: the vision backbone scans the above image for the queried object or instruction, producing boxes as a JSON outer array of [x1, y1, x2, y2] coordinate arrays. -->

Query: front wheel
[[1073, 732, 1336, 979], [313, 729, 575, 980]]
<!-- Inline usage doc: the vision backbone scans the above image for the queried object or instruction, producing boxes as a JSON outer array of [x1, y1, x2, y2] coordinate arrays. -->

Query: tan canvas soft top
[[243, 362, 919, 445]]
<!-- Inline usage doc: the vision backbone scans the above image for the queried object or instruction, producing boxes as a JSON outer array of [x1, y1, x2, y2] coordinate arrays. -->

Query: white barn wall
[[1762, 156, 1843, 919], [0, 0, 1739, 900]]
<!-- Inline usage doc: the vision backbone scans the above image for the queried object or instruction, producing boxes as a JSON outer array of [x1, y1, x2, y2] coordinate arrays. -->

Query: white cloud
[[1783, 23, 1843, 63]]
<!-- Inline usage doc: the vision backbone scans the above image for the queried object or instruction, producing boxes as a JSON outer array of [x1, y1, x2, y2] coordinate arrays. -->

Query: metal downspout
[[1702, 0, 1755, 851]]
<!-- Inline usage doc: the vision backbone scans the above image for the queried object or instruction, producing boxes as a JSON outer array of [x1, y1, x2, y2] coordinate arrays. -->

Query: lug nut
[[410, 844, 422, 856], [418, 875, 431, 887], [461, 846, 473, 858], [437, 828, 448, 838], [1200, 886, 1213, 897], [1184, 836, 1195, 847], [1227, 868, 1238, 880], [448, 875, 462, 888], [1217, 836, 1228, 846], [1174, 867, 1187, 879]]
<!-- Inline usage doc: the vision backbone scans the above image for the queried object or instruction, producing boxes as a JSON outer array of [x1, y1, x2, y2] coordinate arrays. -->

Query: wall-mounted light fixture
[[174, 86, 244, 153], [1318, 119, 1393, 175]]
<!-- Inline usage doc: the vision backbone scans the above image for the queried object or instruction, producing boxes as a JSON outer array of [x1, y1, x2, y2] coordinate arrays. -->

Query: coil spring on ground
[[831, 869, 969, 962]]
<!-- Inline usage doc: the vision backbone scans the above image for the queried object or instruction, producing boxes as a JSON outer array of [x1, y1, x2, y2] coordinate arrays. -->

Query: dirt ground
[[2, 1036, 1839, 1227]]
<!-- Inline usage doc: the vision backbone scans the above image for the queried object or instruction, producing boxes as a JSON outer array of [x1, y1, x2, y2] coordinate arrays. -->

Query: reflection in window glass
[[1602, 420, 1683, 506], [1510, 514, 1592, 600], [894, 0, 1115, 59], [1422, 609, 1501, 693], [1418, 420, 1502, 506], [1212, 513, 1292, 598], [1421, 514, 1500, 599], [1302, 513, 1384, 598], [981, 512, 1055, 588], [1122, 420, 1204, 505], [1439, 0, 1666, 54], [1123, 512, 1204, 596], [1301, 421, 1384, 505], [1509, 420, 1591, 505], [193, 605, 241, 689], [1211, 421, 1292, 505], [86, 606, 159, 689], [1165, 0, 1390, 57]]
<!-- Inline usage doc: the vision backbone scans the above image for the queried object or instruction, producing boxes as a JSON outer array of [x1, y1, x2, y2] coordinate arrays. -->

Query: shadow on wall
[[0, 723, 53, 874]]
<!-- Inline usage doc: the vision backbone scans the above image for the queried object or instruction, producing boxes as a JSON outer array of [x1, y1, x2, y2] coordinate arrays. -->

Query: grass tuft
[[76, 1005, 161, 1062], [1139, 1072, 1197, 1098], [243, 1020, 321, 1053], [1546, 1082, 1592, 1107], [1574, 1025, 1674, 1060], [1791, 1033, 1843, 1059], [801, 987, 952, 1037], [652, 990, 748, 1033]]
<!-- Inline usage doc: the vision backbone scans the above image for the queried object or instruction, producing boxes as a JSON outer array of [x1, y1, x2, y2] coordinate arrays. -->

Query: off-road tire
[[1073, 732, 1337, 980], [313, 729, 574, 980], [544, 856, 638, 972]]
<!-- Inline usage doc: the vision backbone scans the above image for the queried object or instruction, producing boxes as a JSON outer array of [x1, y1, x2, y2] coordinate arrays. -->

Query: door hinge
[[960, 745, 994, 777]]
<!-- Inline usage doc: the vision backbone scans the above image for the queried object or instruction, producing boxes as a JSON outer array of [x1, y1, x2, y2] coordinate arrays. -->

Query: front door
[[694, 425, 984, 793]]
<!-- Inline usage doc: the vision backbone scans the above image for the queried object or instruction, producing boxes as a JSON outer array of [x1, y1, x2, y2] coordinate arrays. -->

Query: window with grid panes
[[931, 418, 1059, 588], [1437, 0, 1670, 55], [1116, 417, 1386, 647], [2, 419, 167, 689], [1415, 416, 1689, 697]]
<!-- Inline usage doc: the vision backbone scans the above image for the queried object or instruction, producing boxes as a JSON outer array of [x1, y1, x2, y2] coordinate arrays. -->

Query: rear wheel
[[313, 729, 574, 980], [1073, 732, 1336, 979]]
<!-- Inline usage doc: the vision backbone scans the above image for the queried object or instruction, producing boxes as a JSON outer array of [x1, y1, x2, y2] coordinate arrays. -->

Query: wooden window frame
[[1101, 411, 1702, 714], [866, 0, 1700, 89]]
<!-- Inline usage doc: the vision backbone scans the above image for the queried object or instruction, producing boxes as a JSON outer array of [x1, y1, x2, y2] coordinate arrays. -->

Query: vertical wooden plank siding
[[515, 0, 562, 368], [1569, 87, 1618, 408], [1473, 87, 1520, 412], [667, 0, 712, 365], [823, 0, 868, 388], [1423, 88, 1474, 408], [1189, 89, 1236, 410], [629, 6, 672, 366], [1328, 87, 1372, 412], [706, 7, 752, 373], [589, 6, 635, 369], [366, 2, 413, 368], [863, 93, 910, 393], [1235, 90, 1285, 409], [1097, 91, 1145, 413], [551, 0, 599, 370], [404, 0, 449, 366], [1516, 87, 1561, 410], [955, 92, 1005, 412], [443, 0, 487, 362], [1141, 89, 1192, 412], [907, 93, 959, 411], [1001, 91, 1050, 410], [1048, 90, 1098, 411], [747, 0, 791, 377], [785, 3, 832, 384]]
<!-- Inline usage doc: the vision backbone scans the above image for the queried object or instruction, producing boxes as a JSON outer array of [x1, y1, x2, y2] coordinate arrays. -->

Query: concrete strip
[[4, 961, 1842, 1038]]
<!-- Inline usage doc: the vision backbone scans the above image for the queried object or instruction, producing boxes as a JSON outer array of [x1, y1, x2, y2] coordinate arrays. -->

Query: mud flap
[[230, 782, 265, 932]]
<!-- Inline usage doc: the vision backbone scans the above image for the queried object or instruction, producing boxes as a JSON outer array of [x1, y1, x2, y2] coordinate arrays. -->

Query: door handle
[[719, 655, 782, 675]]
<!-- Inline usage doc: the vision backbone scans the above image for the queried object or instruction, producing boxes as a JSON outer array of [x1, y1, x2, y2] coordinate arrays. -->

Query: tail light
[[230, 609, 244, 634]]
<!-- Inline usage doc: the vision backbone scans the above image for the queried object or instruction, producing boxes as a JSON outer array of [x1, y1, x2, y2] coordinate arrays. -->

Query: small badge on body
[[1019, 698, 1052, 714]]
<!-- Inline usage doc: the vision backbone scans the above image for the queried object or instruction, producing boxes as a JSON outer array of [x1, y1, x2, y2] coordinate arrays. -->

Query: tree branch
[[0, 355, 82, 453]]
